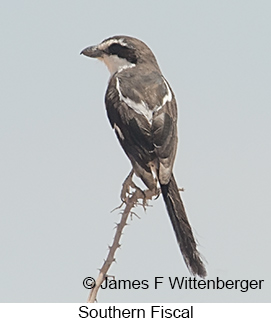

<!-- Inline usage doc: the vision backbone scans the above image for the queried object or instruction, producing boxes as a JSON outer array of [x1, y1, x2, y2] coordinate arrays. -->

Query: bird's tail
[[160, 174, 207, 278]]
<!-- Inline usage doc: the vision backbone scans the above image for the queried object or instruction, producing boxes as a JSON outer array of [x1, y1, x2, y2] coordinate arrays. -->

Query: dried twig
[[87, 188, 155, 302]]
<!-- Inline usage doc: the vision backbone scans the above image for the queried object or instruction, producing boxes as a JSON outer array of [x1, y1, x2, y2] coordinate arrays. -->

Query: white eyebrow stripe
[[99, 38, 129, 50]]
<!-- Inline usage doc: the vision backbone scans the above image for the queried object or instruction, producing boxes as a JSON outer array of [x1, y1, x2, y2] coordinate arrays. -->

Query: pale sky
[[1, 0, 271, 302]]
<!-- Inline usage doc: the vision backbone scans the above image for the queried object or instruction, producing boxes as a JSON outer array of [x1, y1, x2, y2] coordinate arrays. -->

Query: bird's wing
[[105, 76, 154, 172], [105, 72, 178, 185]]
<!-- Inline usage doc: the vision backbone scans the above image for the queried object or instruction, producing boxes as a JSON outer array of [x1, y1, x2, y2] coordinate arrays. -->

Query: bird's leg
[[120, 170, 140, 202], [121, 170, 161, 209]]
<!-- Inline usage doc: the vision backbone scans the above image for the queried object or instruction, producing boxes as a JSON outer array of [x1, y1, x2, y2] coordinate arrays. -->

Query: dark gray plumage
[[81, 35, 206, 278]]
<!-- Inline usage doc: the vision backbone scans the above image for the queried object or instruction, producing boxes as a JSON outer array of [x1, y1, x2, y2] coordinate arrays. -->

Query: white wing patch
[[116, 78, 153, 123], [161, 77, 172, 106], [114, 123, 124, 140], [154, 77, 173, 113], [116, 77, 172, 124]]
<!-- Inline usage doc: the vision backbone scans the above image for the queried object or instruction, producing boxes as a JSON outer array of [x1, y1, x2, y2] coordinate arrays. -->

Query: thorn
[[111, 202, 124, 213], [130, 211, 141, 219], [113, 222, 121, 230]]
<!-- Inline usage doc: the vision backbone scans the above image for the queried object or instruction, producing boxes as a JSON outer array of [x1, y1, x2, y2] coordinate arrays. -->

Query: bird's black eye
[[108, 43, 137, 64]]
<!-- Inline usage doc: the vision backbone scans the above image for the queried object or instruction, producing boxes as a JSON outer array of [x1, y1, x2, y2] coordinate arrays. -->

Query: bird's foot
[[120, 170, 144, 202], [120, 170, 161, 210], [136, 187, 160, 210]]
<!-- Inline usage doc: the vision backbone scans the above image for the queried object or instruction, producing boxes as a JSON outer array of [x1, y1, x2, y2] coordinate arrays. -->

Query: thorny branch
[[87, 187, 156, 303]]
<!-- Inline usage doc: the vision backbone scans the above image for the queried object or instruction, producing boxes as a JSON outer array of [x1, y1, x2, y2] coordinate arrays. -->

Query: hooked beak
[[80, 45, 103, 58]]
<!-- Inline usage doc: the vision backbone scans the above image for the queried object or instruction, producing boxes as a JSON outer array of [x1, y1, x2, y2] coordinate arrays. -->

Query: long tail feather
[[160, 174, 207, 278]]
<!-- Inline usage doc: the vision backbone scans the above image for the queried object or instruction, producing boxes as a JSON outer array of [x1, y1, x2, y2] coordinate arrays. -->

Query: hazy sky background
[[1, 0, 271, 302]]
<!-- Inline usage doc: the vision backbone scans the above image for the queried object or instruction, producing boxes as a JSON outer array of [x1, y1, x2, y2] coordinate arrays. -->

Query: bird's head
[[80, 35, 160, 76]]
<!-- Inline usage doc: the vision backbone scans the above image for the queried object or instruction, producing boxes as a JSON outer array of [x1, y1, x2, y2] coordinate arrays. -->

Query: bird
[[81, 35, 206, 278]]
